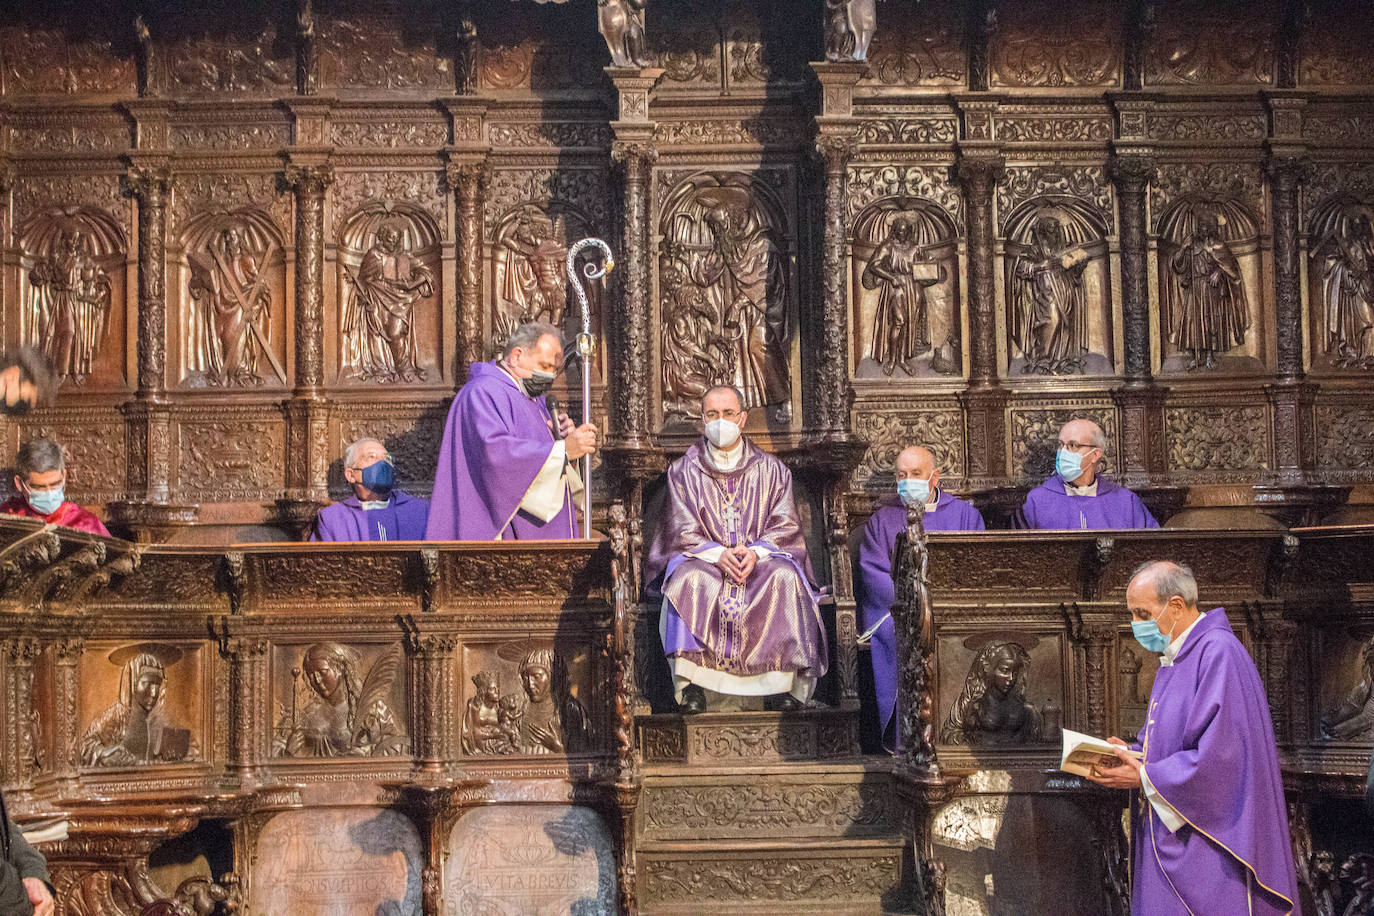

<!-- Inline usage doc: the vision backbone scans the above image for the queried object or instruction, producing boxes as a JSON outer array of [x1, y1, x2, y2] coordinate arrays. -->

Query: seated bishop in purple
[[1020, 417, 1159, 530], [857, 446, 984, 751], [313, 437, 429, 541], [646, 386, 827, 714], [1087, 561, 1298, 916], [425, 322, 599, 541]]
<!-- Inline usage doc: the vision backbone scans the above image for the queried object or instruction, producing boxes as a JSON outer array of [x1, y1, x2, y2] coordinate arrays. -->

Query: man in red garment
[[1, 438, 109, 536]]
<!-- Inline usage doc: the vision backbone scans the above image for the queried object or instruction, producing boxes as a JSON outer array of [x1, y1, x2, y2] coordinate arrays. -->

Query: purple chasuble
[[1132, 608, 1298, 916], [1019, 474, 1158, 530], [857, 495, 984, 750], [645, 438, 827, 687], [425, 361, 578, 540], [312, 491, 430, 542]]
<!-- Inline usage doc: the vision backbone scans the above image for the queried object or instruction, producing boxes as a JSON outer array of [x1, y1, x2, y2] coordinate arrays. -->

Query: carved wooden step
[[637, 837, 913, 915], [636, 709, 861, 766]]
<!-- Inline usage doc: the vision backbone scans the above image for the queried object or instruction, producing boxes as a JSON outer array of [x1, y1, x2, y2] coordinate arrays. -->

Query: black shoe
[[679, 684, 706, 715], [776, 694, 804, 712]]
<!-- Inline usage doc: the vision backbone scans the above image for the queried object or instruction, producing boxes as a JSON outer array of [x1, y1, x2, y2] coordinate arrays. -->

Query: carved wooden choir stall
[[0, 0, 1371, 914]]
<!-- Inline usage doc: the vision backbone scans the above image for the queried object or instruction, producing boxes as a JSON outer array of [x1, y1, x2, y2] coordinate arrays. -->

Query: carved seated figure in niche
[[940, 641, 1044, 746], [862, 216, 944, 377], [81, 644, 195, 767], [462, 671, 515, 755], [29, 226, 112, 385], [518, 647, 589, 755], [275, 642, 407, 758], [1320, 636, 1374, 741], [1008, 214, 1090, 376], [188, 225, 274, 387], [1317, 209, 1374, 369], [343, 220, 433, 383], [1165, 205, 1249, 371]]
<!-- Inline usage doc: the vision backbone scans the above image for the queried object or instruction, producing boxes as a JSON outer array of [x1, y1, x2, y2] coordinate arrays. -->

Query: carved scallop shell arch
[[338, 200, 442, 255], [851, 197, 963, 379], [17, 205, 127, 260], [178, 206, 286, 255], [1156, 194, 1259, 246], [1307, 193, 1373, 243]]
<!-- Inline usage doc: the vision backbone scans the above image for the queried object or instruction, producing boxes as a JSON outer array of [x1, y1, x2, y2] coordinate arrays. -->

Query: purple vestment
[[1020, 474, 1159, 530], [1132, 608, 1298, 916], [425, 361, 578, 540], [645, 438, 827, 694], [311, 491, 429, 542], [857, 495, 984, 750]]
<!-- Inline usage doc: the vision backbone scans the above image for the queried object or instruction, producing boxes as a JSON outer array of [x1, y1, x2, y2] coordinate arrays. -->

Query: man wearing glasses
[[1, 437, 109, 536], [1019, 418, 1158, 530], [645, 385, 825, 714], [313, 437, 429, 542]]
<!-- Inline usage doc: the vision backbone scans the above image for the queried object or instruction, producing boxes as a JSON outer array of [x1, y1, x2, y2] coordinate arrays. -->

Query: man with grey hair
[[1, 437, 108, 535], [1019, 417, 1157, 529], [313, 437, 429, 541], [1086, 560, 1297, 915], [427, 321, 597, 540]]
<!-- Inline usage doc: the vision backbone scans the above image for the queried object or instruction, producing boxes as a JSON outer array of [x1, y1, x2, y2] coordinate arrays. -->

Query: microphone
[[546, 396, 565, 439]]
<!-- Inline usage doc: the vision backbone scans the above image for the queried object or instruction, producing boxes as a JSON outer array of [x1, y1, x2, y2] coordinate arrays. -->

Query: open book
[[19, 816, 68, 844], [1060, 728, 1143, 778]]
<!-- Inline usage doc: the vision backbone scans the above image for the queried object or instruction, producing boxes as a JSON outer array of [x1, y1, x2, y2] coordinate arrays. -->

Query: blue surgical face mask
[[897, 477, 931, 507], [359, 460, 394, 496], [1131, 605, 1175, 654], [1056, 448, 1087, 483], [26, 486, 64, 516]]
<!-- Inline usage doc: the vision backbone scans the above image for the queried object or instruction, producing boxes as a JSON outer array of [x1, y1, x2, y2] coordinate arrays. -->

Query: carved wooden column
[[955, 150, 1008, 485], [445, 157, 490, 381], [402, 620, 458, 777], [1, 636, 41, 793], [280, 161, 333, 534], [220, 635, 270, 787], [1110, 153, 1168, 481], [1083, 627, 1112, 738], [50, 637, 84, 786]]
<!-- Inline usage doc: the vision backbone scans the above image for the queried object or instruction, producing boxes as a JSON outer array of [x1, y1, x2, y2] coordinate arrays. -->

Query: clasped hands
[[1084, 736, 1144, 790], [715, 545, 758, 585], [550, 413, 599, 461]]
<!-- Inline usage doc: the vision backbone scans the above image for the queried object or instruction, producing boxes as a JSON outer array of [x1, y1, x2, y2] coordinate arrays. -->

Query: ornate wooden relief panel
[[459, 640, 595, 758], [77, 642, 206, 768]]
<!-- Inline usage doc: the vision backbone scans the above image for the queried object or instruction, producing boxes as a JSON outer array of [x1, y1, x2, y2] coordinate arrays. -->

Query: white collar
[[1160, 611, 1205, 667], [1064, 479, 1098, 497], [707, 441, 745, 470], [496, 361, 524, 391]]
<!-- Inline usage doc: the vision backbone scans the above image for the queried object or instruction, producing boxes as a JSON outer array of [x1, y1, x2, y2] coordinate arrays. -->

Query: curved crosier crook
[[565, 238, 615, 538]]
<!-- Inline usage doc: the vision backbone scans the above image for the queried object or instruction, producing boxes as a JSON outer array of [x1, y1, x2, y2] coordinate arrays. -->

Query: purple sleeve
[[1133, 494, 1160, 529], [857, 512, 895, 631]]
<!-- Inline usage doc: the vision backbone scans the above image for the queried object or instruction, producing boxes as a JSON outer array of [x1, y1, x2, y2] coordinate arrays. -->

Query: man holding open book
[[1084, 561, 1298, 916]]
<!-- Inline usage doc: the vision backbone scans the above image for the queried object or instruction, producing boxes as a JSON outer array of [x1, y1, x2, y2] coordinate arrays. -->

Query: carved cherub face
[[133, 671, 164, 712], [522, 664, 551, 703], [305, 653, 342, 701]]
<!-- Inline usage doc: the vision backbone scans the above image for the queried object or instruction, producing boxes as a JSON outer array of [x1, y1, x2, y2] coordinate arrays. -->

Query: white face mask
[[704, 418, 741, 449]]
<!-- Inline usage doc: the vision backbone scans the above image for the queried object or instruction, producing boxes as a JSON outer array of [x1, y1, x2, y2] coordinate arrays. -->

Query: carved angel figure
[[28, 227, 112, 384], [1165, 206, 1249, 370], [598, 0, 648, 68], [81, 644, 195, 767], [188, 226, 273, 387], [940, 641, 1044, 746], [276, 642, 407, 757], [1321, 636, 1374, 741], [342, 221, 433, 383], [1008, 214, 1090, 375], [862, 216, 944, 376], [1316, 209, 1374, 368]]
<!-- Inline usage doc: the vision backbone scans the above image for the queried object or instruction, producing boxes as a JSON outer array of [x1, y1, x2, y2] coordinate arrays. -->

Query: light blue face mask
[[1131, 604, 1176, 654], [1056, 448, 1087, 483], [897, 477, 931, 507], [26, 486, 64, 516]]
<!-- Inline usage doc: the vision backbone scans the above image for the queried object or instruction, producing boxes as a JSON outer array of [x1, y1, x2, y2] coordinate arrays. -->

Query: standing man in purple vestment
[[1088, 561, 1298, 916], [1020, 418, 1159, 530], [646, 386, 826, 713], [857, 445, 983, 751], [426, 322, 598, 540], [313, 437, 429, 541]]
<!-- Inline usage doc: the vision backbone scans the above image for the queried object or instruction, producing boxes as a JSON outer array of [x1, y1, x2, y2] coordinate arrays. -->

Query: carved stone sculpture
[[861, 216, 944, 376], [598, 0, 648, 69], [81, 644, 195, 766], [1314, 206, 1374, 368], [28, 226, 113, 384], [187, 226, 275, 387], [1320, 636, 1374, 740], [939, 640, 1045, 745], [1007, 214, 1091, 375], [825, 0, 877, 62], [275, 642, 407, 757], [1164, 204, 1250, 370], [342, 220, 434, 383]]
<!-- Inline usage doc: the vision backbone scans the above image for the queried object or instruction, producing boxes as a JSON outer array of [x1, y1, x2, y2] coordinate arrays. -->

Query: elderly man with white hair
[[1019, 417, 1158, 529], [312, 437, 429, 541]]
